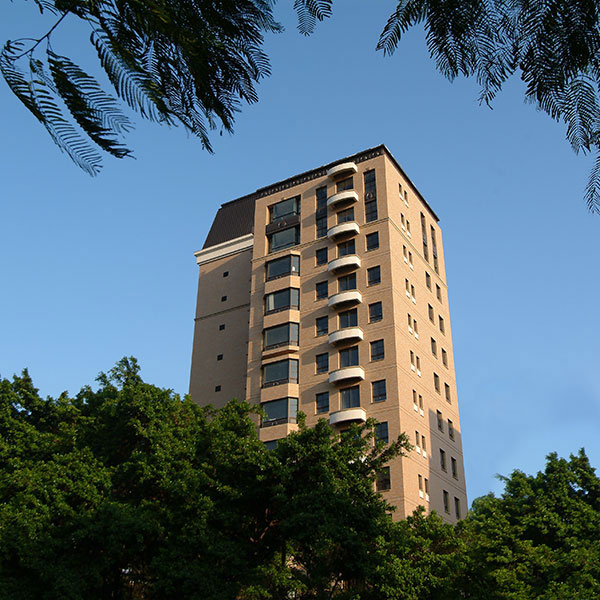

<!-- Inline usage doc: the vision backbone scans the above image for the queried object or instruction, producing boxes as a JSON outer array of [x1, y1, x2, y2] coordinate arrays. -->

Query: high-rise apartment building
[[190, 145, 467, 521]]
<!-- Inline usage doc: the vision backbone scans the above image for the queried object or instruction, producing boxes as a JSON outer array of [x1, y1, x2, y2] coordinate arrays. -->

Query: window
[[425, 271, 431, 289], [421, 435, 427, 455], [403, 245, 408, 263], [415, 430, 421, 452], [416, 355, 421, 374], [405, 278, 410, 296], [448, 419, 455, 440], [265, 287, 300, 313], [436, 284, 442, 302], [316, 213, 327, 238], [443, 490, 450, 513], [217, 354, 223, 361], [372, 379, 387, 403], [316, 186, 327, 237], [316, 391, 329, 413], [337, 207, 354, 223], [375, 422, 389, 444], [366, 231, 379, 251], [338, 273, 357, 291], [264, 440, 278, 451], [431, 226, 439, 273], [266, 255, 300, 280], [269, 195, 300, 223], [215, 385, 221, 392], [421, 213, 429, 261], [315, 316, 329, 337], [367, 266, 381, 286], [408, 313, 413, 331], [440, 449, 447, 471], [408, 251, 413, 268], [340, 346, 359, 368], [418, 474, 424, 497], [262, 359, 299, 387], [223, 271, 229, 277], [442, 349, 448, 367], [219, 324, 225, 331], [315, 247, 328, 266], [221, 295, 227, 302], [339, 308, 358, 329], [413, 319, 418, 337], [364, 170, 378, 222], [411, 285, 416, 301], [434, 373, 440, 393], [268, 226, 299, 252], [445, 383, 451, 403], [338, 239, 356, 256], [431, 337, 438, 357], [263, 322, 299, 350], [428, 304, 434, 322], [316, 281, 328, 300], [370, 339, 385, 361], [341, 385, 360, 408], [451, 457, 458, 479], [437, 410, 444, 432], [369, 301, 383, 322], [317, 186, 328, 211], [454, 497, 461, 519], [376, 466, 391, 491], [336, 176, 353, 191], [439, 316, 445, 334], [261, 397, 298, 427], [410, 350, 415, 370], [316, 353, 329, 374]]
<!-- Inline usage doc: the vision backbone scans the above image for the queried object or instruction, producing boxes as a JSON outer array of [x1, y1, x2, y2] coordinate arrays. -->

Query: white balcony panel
[[328, 327, 363, 345], [327, 190, 359, 209], [328, 255, 361, 273], [327, 222, 359, 240], [328, 290, 362, 308], [326, 162, 357, 179], [329, 408, 367, 426], [329, 366, 365, 385]]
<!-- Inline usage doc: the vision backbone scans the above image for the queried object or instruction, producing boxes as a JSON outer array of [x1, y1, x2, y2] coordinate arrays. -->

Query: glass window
[[269, 226, 299, 252], [375, 422, 389, 444], [264, 287, 300, 313], [338, 273, 357, 291], [443, 490, 450, 513], [437, 410, 444, 431], [264, 440, 278, 451], [372, 379, 387, 403], [367, 266, 381, 286], [316, 214, 327, 238], [316, 186, 328, 212], [336, 176, 353, 192], [369, 301, 383, 322], [261, 397, 298, 426], [316, 353, 329, 374], [440, 449, 447, 471], [376, 466, 391, 491], [366, 231, 379, 251], [370, 339, 384, 361], [364, 170, 377, 222], [451, 457, 458, 479], [340, 346, 359, 368], [316, 281, 328, 300], [341, 385, 360, 409], [269, 195, 300, 222], [365, 200, 378, 223], [316, 247, 328, 265], [316, 391, 329, 413], [455, 497, 461, 519], [263, 322, 299, 350], [262, 359, 299, 387], [337, 239, 356, 256], [339, 308, 358, 329], [316, 316, 329, 336], [448, 419, 455, 440], [337, 207, 354, 223], [266, 255, 300, 280]]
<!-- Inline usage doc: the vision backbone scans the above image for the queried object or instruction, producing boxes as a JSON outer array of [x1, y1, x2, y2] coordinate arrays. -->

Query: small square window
[[339, 308, 358, 329], [337, 207, 354, 223], [369, 302, 383, 322], [223, 271, 229, 277], [316, 391, 330, 413], [215, 385, 221, 392], [217, 354, 223, 361], [338, 239, 356, 256], [316, 316, 329, 336], [221, 295, 227, 302], [338, 273, 357, 291], [367, 266, 381, 286], [316, 353, 329, 374], [316, 248, 328, 265], [316, 281, 328, 300], [376, 466, 391, 491], [366, 231, 379, 251], [372, 379, 387, 403], [340, 346, 359, 368], [219, 324, 225, 331], [375, 422, 389, 444], [370, 339, 385, 361]]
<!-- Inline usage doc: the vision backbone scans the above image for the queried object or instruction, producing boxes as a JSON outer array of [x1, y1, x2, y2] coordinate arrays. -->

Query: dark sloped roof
[[202, 194, 256, 249]]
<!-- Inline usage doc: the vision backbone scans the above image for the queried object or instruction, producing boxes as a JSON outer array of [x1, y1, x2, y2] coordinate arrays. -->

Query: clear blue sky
[[2, 1, 599, 503]]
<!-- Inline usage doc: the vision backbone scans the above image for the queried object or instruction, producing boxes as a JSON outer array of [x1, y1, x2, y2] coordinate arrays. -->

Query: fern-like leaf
[[584, 152, 600, 214], [293, 0, 333, 35]]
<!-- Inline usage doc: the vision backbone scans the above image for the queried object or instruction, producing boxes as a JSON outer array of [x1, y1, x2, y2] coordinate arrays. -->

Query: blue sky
[[1, 1, 599, 503]]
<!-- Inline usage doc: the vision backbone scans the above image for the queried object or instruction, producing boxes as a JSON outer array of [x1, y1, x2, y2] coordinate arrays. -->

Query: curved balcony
[[329, 327, 363, 345], [329, 407, 367, 426], [328, 290, 362, 309], [327, 221, 359, 240], [328, 255, 361, 273], [326, 190, 359, 209], [327, 162, 357, 179], [329, 366, 365, 385]]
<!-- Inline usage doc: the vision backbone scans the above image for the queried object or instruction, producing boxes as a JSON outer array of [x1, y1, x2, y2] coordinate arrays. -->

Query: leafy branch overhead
[[3, 0, 600, 212]]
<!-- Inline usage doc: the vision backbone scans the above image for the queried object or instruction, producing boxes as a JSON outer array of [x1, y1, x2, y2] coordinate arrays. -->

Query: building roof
[[202, 144, 439, 249]]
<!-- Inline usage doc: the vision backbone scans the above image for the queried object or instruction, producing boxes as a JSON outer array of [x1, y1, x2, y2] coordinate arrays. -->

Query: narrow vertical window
[[364, 170, 378, 222]]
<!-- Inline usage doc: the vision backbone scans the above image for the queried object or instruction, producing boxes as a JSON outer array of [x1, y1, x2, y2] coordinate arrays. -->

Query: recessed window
[[262, 359, 299, 387], [217, 354, 223, 361], [425, 271, 431, 289], [339, 308, 358, 329], [367, 265, 381, 286], [337, 207, 355, 223], [316, 316, 329, 336], [221, 295, 227, 302], [448, 419, 455, 440], [428, 304, 434, 322], [451, 457, 458, 479], [340, 346, 359, 368], [269, 195, 300, 223], [445, 383, 451, 403], [316, 353, 329, 374], [341, 385, 360, 408], [375, 422, 389, 444], [265, 287, 300, 314], [443, 490, 450, 513], [369, 301, 383, 322], [440, 449, 447, 471], [219, 324, 225, 331], [434, 373, 441, 393], [215, 385, 221, 392], [364, 170, 378, 222], [411, 285, 416, 301], [268, 226, 300, 252], [442, 349, 448, 367], [437, 410, 444, 431], [261, 397, 298, 427], [266, 255, 300, 280], [316, 186, 328, 238], [372, 379, 387, 403], [436, 284, 442, 302], [421, 213, 429, 261], [316, 247, 328, 266], [431, 226, 439, 273], [263, 322, 299, 350], [376, 466, 391, 491], [316, 186, 328, 211], [337, 176, 353, 192], [223, 271, 229, 277], [431, 337, 438, 357], [316, 281, 328, 300], [316, 391, 330, 413], [366, 231, 379, 251], [338, 239, 356, 256], [370, 339, 385, 361], [439, 316, 445, 334], [338, 273, 357, 291], [421, 434, 427, 454], [316, 213, 327, 238], [264, 440, 278, 451], [454, 497, 461, 519]]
